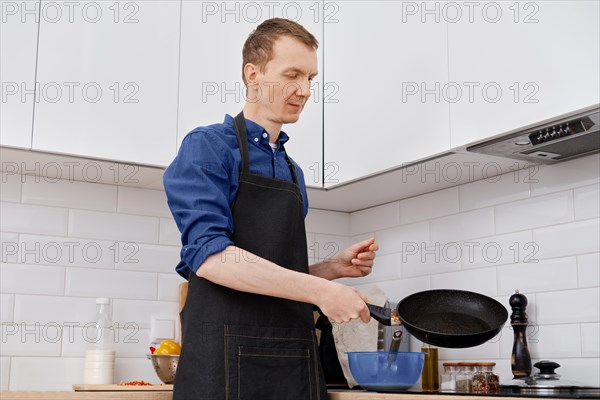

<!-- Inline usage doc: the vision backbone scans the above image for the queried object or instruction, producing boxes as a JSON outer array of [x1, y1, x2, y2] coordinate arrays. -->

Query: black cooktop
[[326, 384, 600, 399]]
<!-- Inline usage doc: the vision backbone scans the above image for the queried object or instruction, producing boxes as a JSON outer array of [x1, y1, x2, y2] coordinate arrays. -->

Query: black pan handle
[[367, 304, 402, 326]]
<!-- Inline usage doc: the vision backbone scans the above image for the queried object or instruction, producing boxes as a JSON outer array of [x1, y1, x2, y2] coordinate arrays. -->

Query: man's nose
[[296, 78, 312, 98]]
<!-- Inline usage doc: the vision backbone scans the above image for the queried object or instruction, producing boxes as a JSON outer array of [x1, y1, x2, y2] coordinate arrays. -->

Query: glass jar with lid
[[441, 362, 460, 392], [472, 362, 500, 393], [456, 362, 476, 392]]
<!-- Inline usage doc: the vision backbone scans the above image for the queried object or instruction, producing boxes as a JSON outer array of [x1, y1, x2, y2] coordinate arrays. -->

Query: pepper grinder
[[510, 290, 532, 379]]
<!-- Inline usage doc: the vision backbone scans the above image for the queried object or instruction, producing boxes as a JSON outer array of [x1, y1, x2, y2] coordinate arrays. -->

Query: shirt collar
[[224, 114, 290, 146]]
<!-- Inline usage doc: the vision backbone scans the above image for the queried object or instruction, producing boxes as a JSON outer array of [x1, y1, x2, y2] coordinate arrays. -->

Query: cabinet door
[[32, 1, 180, 166], [177, 1, 324, 187], [449, 1, 600, 148], [1, 0, 39, 148], [323, 1, 451, 186]]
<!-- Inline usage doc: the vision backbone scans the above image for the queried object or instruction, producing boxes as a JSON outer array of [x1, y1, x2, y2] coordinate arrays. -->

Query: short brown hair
[[242, 18, 319, 85]]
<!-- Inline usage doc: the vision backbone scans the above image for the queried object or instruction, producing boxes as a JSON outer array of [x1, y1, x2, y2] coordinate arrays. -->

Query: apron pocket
[[225, 325, 318, 400], [238, 346, 310, 400]]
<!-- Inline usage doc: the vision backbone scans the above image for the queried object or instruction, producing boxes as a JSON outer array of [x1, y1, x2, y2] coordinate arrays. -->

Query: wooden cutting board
[[73, 384, 173, 391]]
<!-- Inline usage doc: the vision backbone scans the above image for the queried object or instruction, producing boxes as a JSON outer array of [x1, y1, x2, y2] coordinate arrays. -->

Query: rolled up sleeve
[[163, 129, 235, 279]]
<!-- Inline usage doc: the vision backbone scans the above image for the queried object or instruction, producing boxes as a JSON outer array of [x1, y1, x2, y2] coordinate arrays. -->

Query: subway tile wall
[[1, 154, 599, 389], [347, 155, 600, 387]]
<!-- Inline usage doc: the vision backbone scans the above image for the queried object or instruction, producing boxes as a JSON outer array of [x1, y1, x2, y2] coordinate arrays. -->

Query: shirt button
[[254, 138, 259, 142], [262, 133, 268, 138]]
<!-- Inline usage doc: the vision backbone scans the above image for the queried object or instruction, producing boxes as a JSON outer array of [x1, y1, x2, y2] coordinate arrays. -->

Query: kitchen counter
[[0, 390, 593, 400], [0, 392, 171, 400]]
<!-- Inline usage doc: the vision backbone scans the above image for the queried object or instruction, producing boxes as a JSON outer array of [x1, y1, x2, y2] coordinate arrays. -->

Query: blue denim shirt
[[163, 114, 309, 279]]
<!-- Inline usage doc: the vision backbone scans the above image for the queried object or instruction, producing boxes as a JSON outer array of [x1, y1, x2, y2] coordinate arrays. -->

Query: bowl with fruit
[[147, 339, 181, 384]]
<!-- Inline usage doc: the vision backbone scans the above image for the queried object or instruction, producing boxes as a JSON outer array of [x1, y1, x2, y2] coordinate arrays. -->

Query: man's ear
[[243, 63, 258, 85]]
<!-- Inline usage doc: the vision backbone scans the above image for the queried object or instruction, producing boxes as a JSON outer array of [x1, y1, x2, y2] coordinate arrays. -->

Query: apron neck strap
[[233, 111, 299, 185]]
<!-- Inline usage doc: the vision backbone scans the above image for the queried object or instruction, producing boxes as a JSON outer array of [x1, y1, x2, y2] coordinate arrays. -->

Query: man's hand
[[309, 237, 379, 280], [316, 281, 371, 323]]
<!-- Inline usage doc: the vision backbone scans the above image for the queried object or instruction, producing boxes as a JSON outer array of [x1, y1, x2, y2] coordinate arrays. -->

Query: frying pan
[[367, 289, 508, 348]]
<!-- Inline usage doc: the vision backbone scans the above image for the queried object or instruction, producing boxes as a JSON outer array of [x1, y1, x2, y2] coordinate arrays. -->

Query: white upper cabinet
[[32, 0, 180, 166], [449, 1, 600, 148], [178, 1, 324, 187], [1, 0, 39, 148], [323, 1, 451, 186]]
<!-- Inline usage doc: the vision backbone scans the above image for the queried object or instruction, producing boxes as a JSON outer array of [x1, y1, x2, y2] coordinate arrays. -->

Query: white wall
[[1, 153, 599, 389], [341, 154, 600, 387]]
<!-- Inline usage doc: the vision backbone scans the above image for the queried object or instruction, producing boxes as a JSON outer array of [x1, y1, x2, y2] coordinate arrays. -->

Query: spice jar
[[456, 362, 476, 392], [441, 362, 460, 392], [472, 362, 500, 393]]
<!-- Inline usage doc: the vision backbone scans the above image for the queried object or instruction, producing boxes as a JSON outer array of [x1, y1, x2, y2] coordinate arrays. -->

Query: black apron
[[173, 112, 327, 400]]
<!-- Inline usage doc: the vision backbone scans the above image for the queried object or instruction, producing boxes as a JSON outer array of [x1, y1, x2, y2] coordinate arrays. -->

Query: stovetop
[[326, 384, 600, 399]]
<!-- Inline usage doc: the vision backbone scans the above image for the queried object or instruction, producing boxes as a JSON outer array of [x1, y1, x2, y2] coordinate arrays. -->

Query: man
[[164, 18, 378, 399]]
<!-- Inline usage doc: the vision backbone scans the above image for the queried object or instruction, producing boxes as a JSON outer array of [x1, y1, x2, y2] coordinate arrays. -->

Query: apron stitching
[[238, 354, 309, 358], [240, 172, 303, 192], [237, 180, 303, 204], [312, 333, 320, 400], [225, 334, 312, 342], [237, 346, 241, 400], [225, 325, 229, 400], [307, 348, 313, 400]]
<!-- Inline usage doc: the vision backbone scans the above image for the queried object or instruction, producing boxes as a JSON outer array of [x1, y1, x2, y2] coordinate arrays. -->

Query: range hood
[[467, 104, 600, 163]]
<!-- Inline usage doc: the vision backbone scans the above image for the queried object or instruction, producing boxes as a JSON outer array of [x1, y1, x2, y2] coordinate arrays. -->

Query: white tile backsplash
[[65, 268, 157, 300], [312, 234, 350, 262], [1, 155, 599, 388], [459, 174, 530, 211], [115, 242, 180, 273], [399, 187, 459, 224], [1, 263, 65, 295], [461, 230, 533, 269], [581, 323, 600, 358], [536, 288, 600, 324], [159, 217, 180, 246], [430, 268, 497, 296], [1, 232, 19, 264], [495, 191, 574, 234], [157, 273, 186, 302], [0, 357, 9, 391], [0, 172, 21, 202], [69, 209, 159, 243], [22, 175, 117, 212], [113, 299, 179, 329], [528, 324, 582, 359], [1, 202, 68, 236], [1, 323, 62, 356], [534, 218, 600, 259], [306, 208, 351, 235], [0, 293, 14, 323], [18, 234, 116, 269], [430, 208, 495, 244], [9, 357, 84, 390], [376, 221, 429, 256], [578, 253, 600, 288], [349, 201, 399, 235], [574, 183, 600, 220], [117, 186, 171, 217], [530, 154, 600, 196], [496, 257, 578, 295], [13, 295, 97, 325]]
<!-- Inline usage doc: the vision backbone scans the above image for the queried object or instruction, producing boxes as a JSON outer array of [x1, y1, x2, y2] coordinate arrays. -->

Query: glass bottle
[[456, 362, 476, 392], [84, 298, 116, 384], [472, 362, 500, 393], [441, 362, 460, 392], [421, 346, 439, 391]]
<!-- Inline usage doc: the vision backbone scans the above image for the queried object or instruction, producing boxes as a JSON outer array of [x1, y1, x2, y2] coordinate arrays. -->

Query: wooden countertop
[[0, 391, 577, 400]]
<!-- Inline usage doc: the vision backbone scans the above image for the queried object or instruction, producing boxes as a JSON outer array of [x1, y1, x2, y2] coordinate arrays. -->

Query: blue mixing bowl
[[347, 351, 425, 392]]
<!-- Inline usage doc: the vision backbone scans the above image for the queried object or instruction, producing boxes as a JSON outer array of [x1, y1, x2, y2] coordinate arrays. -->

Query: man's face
[[249, 36, 318, 125]]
